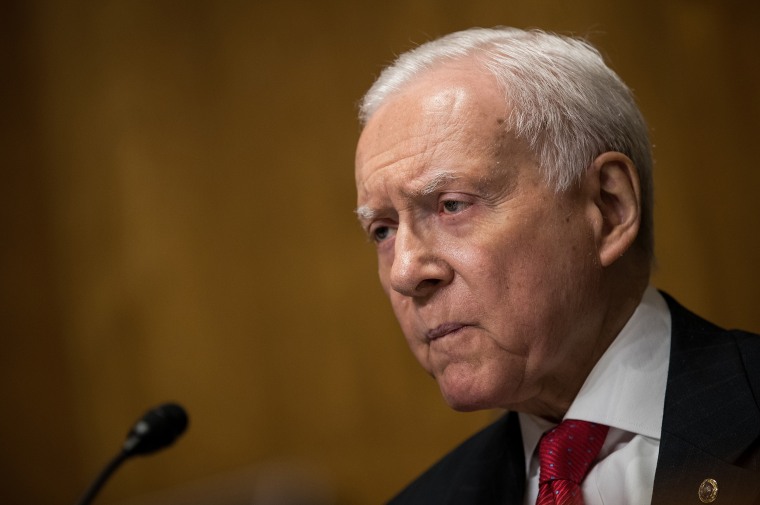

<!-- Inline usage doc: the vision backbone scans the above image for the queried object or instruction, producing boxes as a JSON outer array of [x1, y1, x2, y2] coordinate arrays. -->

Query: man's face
[[355, 63, 607, 416]]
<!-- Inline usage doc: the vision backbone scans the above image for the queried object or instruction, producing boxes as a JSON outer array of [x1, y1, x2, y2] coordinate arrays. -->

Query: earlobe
[[588, 152, 642, 267]]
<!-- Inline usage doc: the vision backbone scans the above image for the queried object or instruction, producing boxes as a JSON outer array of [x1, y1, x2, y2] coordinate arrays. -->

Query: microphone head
[[123, 403, 189, 457]]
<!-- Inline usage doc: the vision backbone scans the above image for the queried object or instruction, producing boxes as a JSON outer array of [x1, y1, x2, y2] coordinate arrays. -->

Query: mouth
[[426, 323, 468, 341]]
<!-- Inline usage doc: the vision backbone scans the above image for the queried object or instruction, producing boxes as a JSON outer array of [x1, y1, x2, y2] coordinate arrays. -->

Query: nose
[[389, 225, 454, 298]]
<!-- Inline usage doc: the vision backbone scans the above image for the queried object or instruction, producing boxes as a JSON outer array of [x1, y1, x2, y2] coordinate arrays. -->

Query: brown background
[[2, 1, 759, 504]]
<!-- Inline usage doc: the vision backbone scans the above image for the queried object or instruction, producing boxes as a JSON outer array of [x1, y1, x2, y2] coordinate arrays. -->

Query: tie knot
[[538, 419, 609, 486]]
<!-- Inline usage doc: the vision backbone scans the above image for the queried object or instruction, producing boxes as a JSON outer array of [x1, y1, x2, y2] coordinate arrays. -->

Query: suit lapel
[[446, 410, 526, 504], [652, 293, 760, 504], [387, 410, 525, 504]]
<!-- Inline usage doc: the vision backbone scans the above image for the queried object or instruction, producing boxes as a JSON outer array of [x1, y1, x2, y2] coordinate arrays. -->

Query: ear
[[585, 152, 642, 267]]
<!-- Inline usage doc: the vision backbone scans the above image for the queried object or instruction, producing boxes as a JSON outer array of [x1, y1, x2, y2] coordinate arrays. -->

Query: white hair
[[359, 27, 654, 257]]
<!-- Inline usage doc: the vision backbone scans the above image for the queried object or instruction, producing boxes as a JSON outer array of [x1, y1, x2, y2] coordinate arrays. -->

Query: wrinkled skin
[[355, 60, 643, 420]]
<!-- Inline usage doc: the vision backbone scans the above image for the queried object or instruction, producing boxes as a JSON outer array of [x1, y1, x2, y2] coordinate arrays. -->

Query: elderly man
[[354, 27, 760, 505]]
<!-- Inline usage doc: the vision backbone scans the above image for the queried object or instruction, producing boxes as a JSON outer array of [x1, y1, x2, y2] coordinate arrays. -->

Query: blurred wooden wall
[[1, 1, 758, 504]]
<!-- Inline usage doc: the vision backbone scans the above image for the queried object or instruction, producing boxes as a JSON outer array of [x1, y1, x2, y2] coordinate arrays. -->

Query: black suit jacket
[[388, 293, 760, 504]]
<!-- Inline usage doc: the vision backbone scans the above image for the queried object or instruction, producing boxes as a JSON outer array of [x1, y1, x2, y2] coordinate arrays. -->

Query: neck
[[516, 262, 650, 421]]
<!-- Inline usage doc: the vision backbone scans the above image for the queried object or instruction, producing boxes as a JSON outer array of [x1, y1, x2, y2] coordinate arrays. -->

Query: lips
[[427, 323, 467, 341]]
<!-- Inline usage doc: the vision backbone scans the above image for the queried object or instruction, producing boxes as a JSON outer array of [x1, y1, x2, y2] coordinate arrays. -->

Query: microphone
[[75, 403, 189, 505], [122, 402, 189, 456]]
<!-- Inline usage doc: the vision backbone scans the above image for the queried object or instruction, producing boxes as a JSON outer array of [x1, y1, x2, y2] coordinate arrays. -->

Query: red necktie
[[536, 419, 609, 505]]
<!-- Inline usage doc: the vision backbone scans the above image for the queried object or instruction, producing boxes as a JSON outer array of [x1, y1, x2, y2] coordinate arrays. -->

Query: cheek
[[451, 228, 585, 346], [389, 295, 416, 337], [440, 234, 499, 284], [389, 294, 434, 367]]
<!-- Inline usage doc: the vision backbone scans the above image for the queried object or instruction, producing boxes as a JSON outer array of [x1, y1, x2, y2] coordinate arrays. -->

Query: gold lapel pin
[[698, 478, 718, 503]]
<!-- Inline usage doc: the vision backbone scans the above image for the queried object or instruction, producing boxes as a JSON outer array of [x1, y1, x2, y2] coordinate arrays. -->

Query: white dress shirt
[[520, 287, 672, 505]]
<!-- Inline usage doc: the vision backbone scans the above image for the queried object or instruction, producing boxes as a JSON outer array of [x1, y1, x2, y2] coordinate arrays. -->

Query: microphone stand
[[75, 450, 129, 505]]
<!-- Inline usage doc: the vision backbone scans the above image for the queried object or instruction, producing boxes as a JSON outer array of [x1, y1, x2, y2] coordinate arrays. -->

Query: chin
[[442, 394, 500, 412], [438, 379, 507, 412], [445, 400, 487, 413]]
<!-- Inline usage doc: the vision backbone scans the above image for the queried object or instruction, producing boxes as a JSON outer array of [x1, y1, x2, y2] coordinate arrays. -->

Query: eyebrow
[[355, 170, 462, 223], [354, 205, 376, 221], [418, 170, 460, 195]]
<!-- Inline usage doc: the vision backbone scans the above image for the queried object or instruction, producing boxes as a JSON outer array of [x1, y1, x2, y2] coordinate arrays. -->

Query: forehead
[[355, 62, 516, 201]]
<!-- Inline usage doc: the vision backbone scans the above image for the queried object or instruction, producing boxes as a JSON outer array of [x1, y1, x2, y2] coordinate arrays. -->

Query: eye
[[440, 200, 470, 214], [369, 223, 396, 243]]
